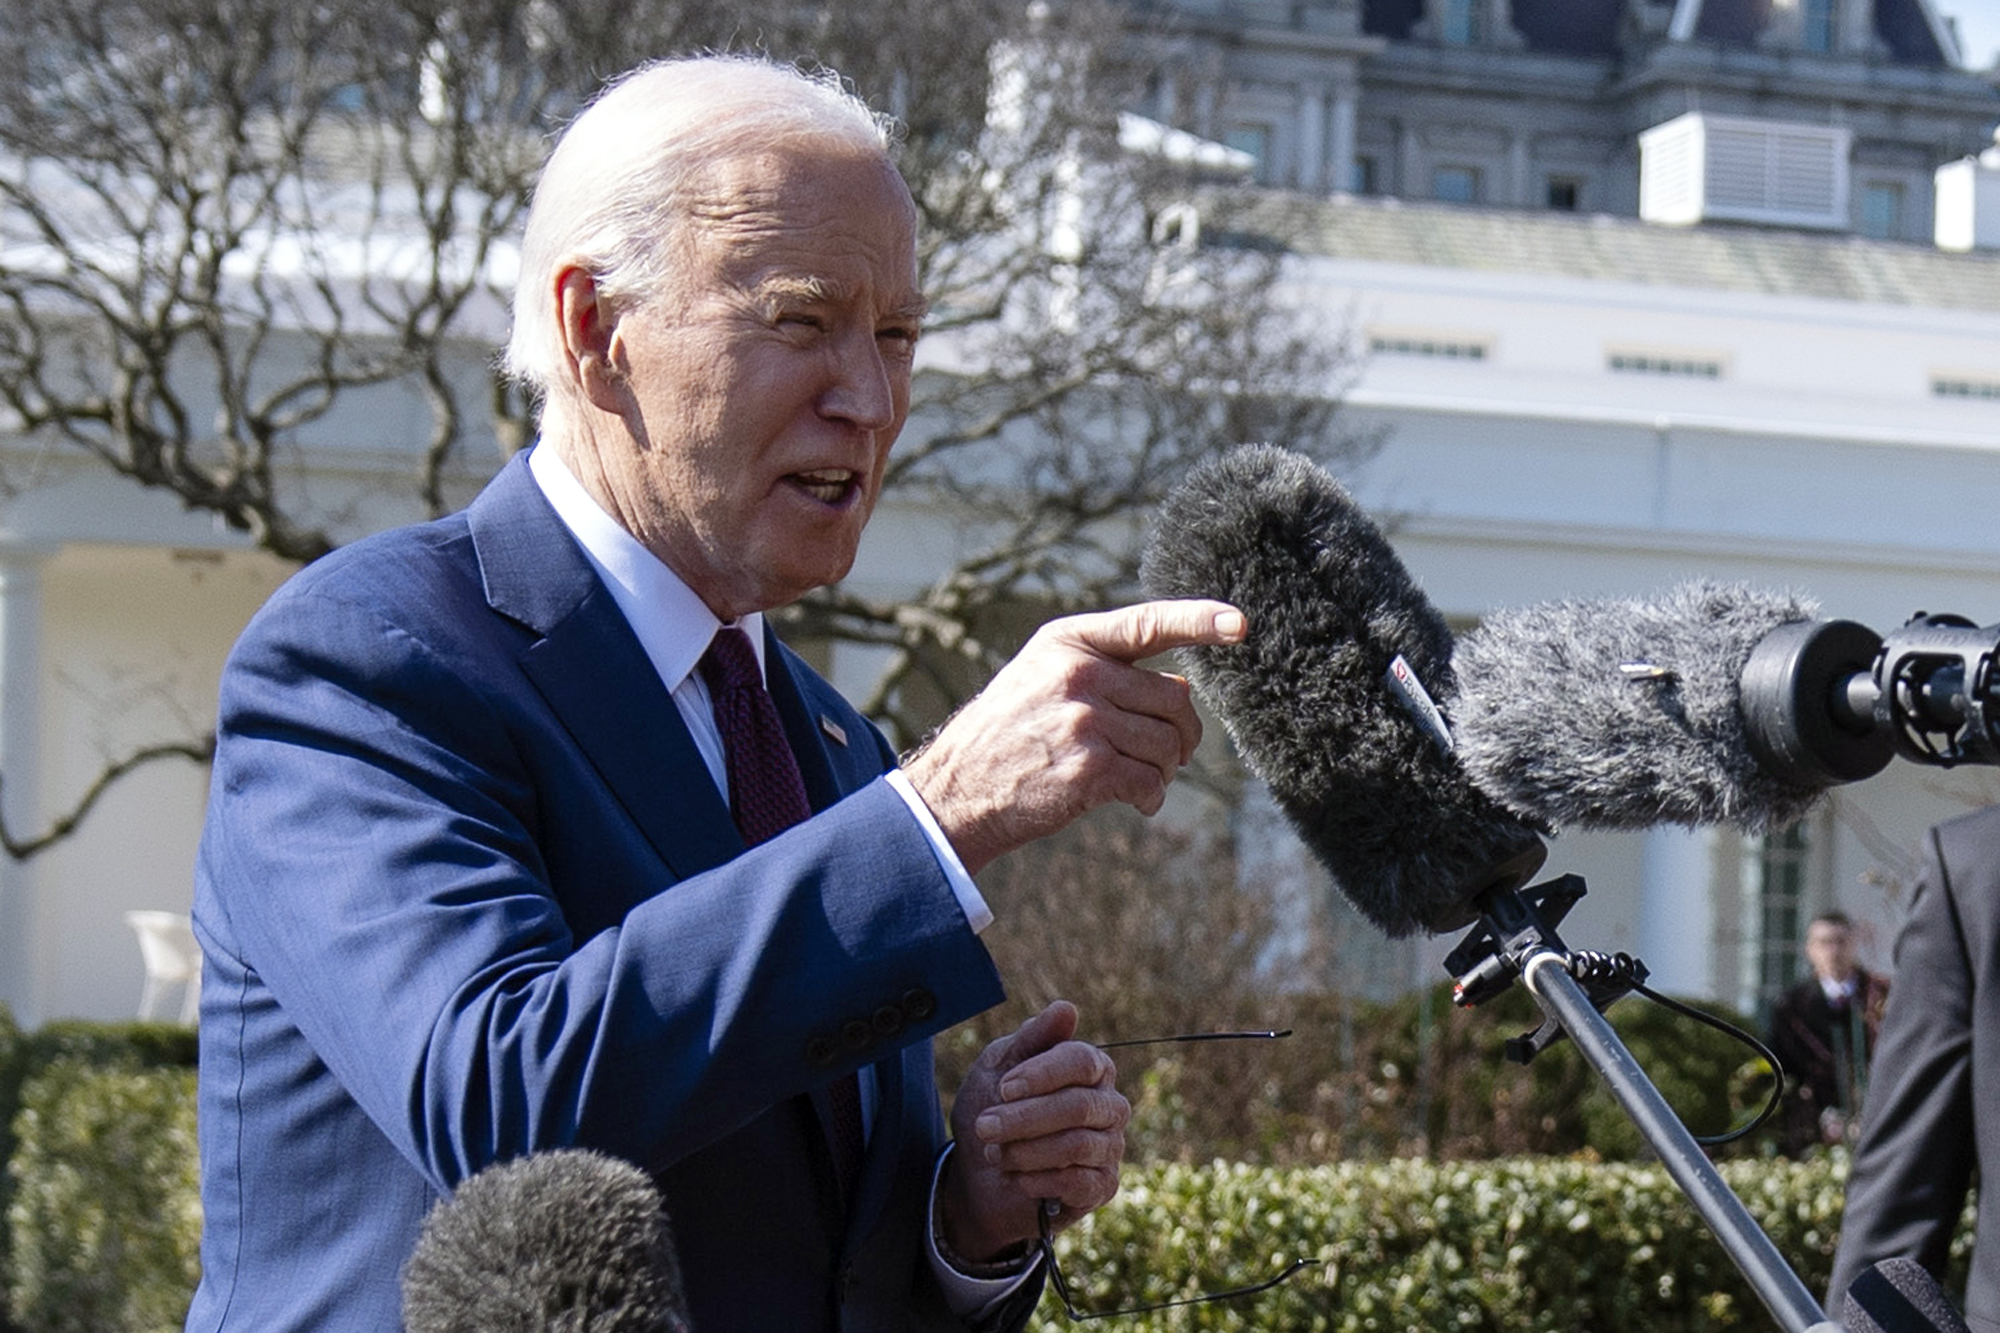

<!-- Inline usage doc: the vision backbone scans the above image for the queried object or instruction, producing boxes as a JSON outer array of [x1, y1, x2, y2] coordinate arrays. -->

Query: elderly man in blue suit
[[184, 53, 1246, 1333]]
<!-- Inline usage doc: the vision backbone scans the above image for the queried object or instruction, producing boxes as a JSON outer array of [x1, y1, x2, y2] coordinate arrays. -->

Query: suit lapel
[[853, 1047, 908, 1238], [760, 629, 863, 815], [468, 454, 742, 882], [473, 456, 908, 1231], [804, 1038, 908, 1239]]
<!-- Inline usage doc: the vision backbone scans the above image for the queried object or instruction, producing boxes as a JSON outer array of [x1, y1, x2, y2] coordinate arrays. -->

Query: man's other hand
[[937, 1001, 1128, 1263]]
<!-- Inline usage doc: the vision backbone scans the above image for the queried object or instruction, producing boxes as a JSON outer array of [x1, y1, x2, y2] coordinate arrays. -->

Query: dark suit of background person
[[1829, 805, 2000, 1332], [1769, 912, 1888, 1157], [184, 55, 1242, 1333]]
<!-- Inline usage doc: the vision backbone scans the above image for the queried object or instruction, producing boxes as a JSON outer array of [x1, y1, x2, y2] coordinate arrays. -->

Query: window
[[1439, 0, 1483, 45], [1432, 165, 1479, 204], [1371, 334, 1490, 360], [1546, 177, 1581, 211], [1224, 124, 1272, 185], [1860, 182, 1904, 239], [1608, 351, 1723, 378], [1145, 203, 1201, 302], [1933, 376, 2000, 399], [1748, 825, 1811, 1019], [1351, 155, 1377, 195], [1801, 0, 1835, 52]]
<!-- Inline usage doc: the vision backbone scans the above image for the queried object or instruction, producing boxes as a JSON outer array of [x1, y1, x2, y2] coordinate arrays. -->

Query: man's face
[[1805, 920, 1855, 982], [596, 141, 923, 620]]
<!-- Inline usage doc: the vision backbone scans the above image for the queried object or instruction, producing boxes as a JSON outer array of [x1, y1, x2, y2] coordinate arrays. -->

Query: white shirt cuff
[[925, 1143, 1042, 1320], [885, 769, 993, 934]]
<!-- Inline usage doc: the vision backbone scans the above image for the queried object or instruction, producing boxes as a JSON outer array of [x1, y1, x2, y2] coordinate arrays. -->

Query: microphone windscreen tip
[[1144, 444, 1546, 937], [1842, 1257, 1970, 1333], [401, 1149, 688, 1333]]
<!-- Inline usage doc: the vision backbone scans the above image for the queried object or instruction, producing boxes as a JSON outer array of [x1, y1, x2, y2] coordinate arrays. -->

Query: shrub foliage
[[5, 1061, 200, 1333], [0, 1020, 199, 1333], [1030, 1153, 1909, 1333], [0, 990, 1958, 1333]]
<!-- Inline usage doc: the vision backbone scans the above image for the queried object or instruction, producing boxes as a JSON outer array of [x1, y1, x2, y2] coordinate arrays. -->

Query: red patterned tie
[[698, 627, 867, 1201]]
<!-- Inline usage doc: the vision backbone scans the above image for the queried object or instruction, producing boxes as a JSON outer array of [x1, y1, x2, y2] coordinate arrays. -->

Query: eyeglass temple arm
[[1036, 1192, 1320, 1321], [1093, 1028, 1293, 1050]]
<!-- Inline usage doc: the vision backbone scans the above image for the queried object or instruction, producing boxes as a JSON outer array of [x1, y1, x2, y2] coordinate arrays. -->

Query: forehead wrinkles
[[679, 149, 919, 297]]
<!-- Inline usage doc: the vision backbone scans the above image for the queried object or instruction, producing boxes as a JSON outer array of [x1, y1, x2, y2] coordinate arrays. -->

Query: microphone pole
[[1449, 876, 1845, 1333]]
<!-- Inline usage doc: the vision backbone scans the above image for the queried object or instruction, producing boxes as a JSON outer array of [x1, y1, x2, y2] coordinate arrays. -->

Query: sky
[[1942, 0, 2000, 69]]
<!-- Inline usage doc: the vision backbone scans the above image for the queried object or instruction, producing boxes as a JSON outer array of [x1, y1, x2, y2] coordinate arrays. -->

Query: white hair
[[504, 55, 898, 407]]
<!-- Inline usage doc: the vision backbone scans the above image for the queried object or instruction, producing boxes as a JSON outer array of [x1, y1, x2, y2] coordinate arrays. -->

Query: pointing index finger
[[1060, 599, 1246, 665]]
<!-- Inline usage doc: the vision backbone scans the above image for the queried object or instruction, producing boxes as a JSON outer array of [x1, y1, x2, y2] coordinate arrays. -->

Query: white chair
[[124, 909, 202, 1025]]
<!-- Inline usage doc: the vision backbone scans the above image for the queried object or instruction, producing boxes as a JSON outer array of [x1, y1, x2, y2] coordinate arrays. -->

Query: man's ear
[[555, 264, 628, 410]]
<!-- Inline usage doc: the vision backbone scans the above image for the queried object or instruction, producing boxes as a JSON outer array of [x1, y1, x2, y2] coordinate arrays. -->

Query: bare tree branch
[[0, 0, 1364, 856], [0, 735, 215, 861]]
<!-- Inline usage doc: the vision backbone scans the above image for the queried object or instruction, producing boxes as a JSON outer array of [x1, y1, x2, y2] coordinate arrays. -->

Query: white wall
[[1293, 245, 2000, 1002], [0, 435, 490, 1023], [7, 215, 2000, 1021], [26, 544, 293, 1023]]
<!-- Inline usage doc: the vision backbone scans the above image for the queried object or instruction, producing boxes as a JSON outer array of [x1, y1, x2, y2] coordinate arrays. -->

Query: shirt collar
[[527, 441, 765, 690]]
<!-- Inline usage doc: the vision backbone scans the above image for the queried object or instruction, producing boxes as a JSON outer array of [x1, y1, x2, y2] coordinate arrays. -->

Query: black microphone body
[[1141, 444, 1545, 937], [400, 1149, 688, 1333]]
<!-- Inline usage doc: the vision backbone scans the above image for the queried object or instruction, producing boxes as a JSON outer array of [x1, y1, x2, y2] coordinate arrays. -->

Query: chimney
[[1934, 130, 2000, 252]]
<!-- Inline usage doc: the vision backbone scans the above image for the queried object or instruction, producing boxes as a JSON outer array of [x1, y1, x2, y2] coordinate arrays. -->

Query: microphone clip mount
[[1440, 872, 1837, 1332], [1445, 875, 1648, 1063]]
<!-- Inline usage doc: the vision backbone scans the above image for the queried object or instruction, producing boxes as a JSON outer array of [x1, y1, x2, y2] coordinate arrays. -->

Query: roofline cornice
[[1610, 44, 2000, 110]]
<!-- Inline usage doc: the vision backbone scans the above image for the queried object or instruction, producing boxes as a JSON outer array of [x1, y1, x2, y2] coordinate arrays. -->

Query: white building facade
[[1251, 194, 2000, 1010], [1122, 0, 2000, 1015], [4, 0, 2000, 1024]]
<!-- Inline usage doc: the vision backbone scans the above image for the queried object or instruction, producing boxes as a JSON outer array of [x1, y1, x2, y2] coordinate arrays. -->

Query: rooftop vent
[[1639, 112, 1851, 230], [1934, 131, 2000, 252]]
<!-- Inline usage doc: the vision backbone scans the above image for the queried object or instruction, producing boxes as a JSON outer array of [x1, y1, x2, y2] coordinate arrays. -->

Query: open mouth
[[790, 468, 860, 505]]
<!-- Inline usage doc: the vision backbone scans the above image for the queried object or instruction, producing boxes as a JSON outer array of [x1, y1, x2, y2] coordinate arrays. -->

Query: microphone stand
[[1447, 875, 1845, 1333]]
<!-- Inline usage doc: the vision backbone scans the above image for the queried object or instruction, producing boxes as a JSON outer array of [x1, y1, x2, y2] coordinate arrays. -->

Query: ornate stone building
[[1107, 0, 2000, 1011], [1128, 0, 1994, 241]]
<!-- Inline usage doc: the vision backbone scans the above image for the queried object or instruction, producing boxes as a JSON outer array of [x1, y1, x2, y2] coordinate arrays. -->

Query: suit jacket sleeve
[[1828, 819, 1979, 1305], [198, 551, 1006, 1191]]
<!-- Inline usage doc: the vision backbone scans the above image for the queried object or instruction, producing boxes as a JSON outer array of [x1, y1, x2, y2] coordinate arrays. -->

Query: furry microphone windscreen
[[1452, 581, 1827, 833], [1843, 1258, 1972, 1333], [1141, 444, 1545, 937], [400, 1149, 689, 1333]]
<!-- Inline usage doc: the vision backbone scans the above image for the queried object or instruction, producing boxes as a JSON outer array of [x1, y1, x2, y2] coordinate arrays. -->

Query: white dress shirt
[[526, 444, 1033, 1309]]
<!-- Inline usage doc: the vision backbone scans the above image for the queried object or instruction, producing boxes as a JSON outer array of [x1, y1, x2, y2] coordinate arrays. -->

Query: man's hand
[[904, 599, 1245, 875], [938, 1001, 1128, 1263]]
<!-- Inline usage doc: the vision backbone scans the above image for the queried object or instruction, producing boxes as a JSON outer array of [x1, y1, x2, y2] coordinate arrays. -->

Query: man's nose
[[821, 329, 899, 431]]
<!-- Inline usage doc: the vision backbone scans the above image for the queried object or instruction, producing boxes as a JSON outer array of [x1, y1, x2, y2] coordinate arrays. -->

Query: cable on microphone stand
[[1446, 873, 1840, 1333], [1461, 936, 1785, 1148]]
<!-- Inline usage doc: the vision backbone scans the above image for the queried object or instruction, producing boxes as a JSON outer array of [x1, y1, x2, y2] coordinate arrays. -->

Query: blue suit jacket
[[187, 454, 1024, 1332]]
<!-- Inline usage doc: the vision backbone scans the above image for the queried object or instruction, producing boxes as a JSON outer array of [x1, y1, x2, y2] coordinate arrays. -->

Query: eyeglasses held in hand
[[1038, 1028, 1321, 1322]]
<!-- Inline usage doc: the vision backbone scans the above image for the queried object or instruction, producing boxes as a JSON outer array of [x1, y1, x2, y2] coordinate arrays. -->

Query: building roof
[[1679, 0, 1957, 64], [1352, 0, 1962, 65], [1208, 191, 2000, 312]]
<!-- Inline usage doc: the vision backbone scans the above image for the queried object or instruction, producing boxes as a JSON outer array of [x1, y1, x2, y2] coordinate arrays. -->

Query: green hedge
[[0, 1013, 199, 1333], [0, 1011, 1970, 1333], [5, 1062, 199, 1333], [1030, 1154, 1970, 1333]]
